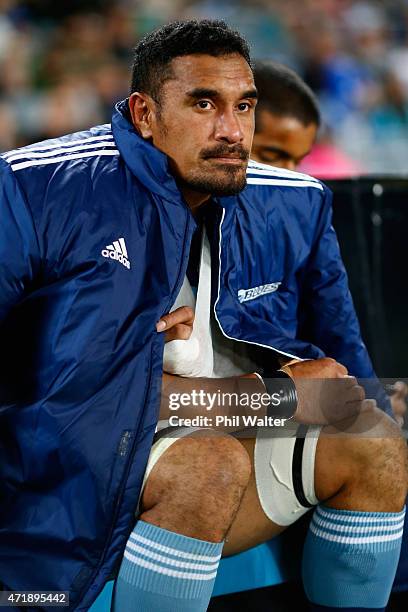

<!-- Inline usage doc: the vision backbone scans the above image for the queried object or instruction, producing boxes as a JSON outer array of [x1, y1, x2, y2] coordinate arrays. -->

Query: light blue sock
[[302, 505, 405, 610], [112, 520, 223, 611]]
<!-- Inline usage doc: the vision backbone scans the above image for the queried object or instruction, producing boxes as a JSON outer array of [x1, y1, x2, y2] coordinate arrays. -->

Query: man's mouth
[[201, 146, 249, 165], [207, 155, 245, 165]]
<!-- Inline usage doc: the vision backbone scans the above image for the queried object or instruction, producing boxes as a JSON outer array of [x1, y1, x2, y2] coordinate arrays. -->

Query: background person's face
[[251, 109, 317, 170], [146, 54, 257, 199]]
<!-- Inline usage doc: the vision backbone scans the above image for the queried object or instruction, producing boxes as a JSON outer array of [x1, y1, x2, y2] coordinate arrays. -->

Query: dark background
[[328, 177, 408, 378]]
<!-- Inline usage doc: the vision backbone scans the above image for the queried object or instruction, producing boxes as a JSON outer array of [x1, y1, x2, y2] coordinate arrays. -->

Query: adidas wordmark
[[101, 237, 131, 269]]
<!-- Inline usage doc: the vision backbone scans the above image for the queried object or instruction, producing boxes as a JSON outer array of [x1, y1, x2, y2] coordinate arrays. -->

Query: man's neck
[[179, 185, 211, 215]]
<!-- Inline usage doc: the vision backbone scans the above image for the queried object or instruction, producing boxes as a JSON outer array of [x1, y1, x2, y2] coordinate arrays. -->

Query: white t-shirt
[[163, 227, 256, 378]]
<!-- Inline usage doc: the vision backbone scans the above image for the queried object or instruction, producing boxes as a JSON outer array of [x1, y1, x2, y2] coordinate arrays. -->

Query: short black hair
[[131, 20, 252, 102], [254, 61, 320, 129]]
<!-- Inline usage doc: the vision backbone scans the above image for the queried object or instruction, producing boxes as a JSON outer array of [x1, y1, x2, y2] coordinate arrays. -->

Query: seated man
[[111, 24, 407, 611], [1, 19, 405, 612]]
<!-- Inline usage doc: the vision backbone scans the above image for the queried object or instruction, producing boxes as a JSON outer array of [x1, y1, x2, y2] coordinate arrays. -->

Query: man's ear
[[129, 92, 156, 139]]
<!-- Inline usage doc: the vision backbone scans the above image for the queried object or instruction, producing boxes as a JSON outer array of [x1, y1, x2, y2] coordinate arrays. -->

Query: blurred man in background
[[251, 61, 320, 171], [251, 60, 360, 179]]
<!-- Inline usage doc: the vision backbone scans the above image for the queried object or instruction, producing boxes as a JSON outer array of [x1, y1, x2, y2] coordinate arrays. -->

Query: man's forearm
[[160, 357, 370, 429], [160, 373, 270, 431]]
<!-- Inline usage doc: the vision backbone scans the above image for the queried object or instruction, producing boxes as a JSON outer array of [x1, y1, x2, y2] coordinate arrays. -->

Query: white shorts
[[137, 423, 321, 527]]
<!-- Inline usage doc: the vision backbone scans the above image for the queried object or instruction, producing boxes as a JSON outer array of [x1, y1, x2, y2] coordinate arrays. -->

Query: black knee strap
[[292, 424, 314, 508]]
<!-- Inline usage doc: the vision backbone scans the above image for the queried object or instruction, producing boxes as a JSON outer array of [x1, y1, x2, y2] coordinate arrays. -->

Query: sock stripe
[[125, 540, 220, 572], [310, 520, 404, 545], [123, 550, 218, 580], [303, 506, 406, 608], [316, 505, 405, 523], [130, 532, 222, 562], [113, 521, 223, 609], [313, 514, 405, 534]]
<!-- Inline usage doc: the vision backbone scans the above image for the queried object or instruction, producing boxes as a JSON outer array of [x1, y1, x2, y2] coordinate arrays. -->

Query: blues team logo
[[238, 282, 281, 303]]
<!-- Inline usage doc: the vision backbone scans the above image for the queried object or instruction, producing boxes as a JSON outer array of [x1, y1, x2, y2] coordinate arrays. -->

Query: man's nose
[[281, 160, 297, 171], [214, 110, 244, 143]]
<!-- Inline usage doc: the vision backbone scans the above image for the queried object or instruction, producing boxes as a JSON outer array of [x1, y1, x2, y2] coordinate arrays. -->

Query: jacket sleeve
[[297, 185, 392, 415], [0, 159, 41, 322]]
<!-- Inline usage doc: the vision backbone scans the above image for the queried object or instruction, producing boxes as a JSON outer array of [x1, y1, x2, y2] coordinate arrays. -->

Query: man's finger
[[393, 381, 408, 398], [346, 384, 366, 402], [340, 375, 359, 388], [319, 357, 348, 377], [360, 399, 377, 413], [336, 363, 349, 377], [156, 306, 194, 333], [165, 324, 194, 342]]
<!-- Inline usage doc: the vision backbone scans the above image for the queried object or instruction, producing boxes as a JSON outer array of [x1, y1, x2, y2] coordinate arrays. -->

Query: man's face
[[132, 54, 257, 200], [251, 109, 317, 171]]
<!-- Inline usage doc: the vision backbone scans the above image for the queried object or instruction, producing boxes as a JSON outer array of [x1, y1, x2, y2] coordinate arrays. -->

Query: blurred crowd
[[1, 0, 408, 174]]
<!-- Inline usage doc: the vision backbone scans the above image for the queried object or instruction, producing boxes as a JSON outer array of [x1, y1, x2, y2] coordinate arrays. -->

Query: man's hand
[[156, 306, 194, 343], [280, 357, 347, 379], [390, 381, 407, 427], [281, 358, 375, 425]]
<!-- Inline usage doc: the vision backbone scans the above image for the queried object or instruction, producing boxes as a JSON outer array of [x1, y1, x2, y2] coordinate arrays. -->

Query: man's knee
[[141, 432, 251, 541], [316, 408, 408, 510]]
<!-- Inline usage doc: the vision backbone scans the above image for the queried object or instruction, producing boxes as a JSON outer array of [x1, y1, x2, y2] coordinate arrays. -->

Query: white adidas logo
[[101, 237, 131, 269]]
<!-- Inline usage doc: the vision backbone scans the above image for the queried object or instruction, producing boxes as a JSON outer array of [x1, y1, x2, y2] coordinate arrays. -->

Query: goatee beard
[[178, 169, 247, 196]]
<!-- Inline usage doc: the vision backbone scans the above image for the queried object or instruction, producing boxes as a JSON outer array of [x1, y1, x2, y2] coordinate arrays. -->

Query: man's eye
[[259, 151, 280, 163], [237, 102, 250, 112], [197, 101, 212, 110]]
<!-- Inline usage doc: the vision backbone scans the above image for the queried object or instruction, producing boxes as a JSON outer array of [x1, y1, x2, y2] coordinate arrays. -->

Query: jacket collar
[[111, 98, 182, 201]]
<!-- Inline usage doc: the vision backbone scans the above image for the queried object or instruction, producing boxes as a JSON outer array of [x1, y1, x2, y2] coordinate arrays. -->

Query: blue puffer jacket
[[0, 99, 389, 610]]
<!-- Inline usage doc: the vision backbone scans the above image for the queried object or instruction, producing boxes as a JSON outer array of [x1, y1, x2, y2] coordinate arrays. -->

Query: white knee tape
[[254, 423, 321, 526]]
